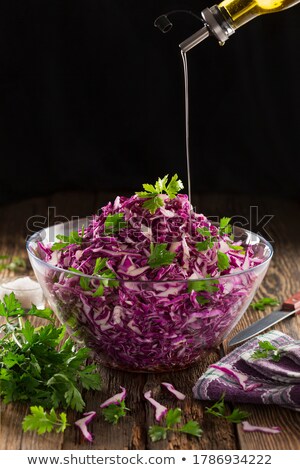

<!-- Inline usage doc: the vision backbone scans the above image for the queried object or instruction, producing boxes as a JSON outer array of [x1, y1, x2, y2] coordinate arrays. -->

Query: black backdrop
[[0, 1, 299, 206]]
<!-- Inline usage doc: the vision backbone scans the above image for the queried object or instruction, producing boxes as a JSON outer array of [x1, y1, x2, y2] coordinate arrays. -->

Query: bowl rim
[[26, 220, 274, 284]]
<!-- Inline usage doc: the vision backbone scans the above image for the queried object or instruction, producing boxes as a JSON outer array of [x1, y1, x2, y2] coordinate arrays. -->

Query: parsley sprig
[[250, 297, 280, 311], [196, 227, 216, 252], [251, 340, 281, 362], [148, 243, 176, 269], [104, 213, 126, 235], [217, 251, 230, 272], [148, 408, 202, 442], [188, 278, 219, 305], [205, 394, 250, 423], [51, 227, 85, 251], [0, 293, 101, 414], [136, 174, 184, 214], [102, 400, 129, 425], [22, 406, 68, 435], [67, 258, 118, 295], [219, 217, 232, 236]]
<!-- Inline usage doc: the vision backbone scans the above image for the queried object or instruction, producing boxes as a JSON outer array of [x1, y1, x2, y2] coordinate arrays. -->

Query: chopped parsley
[[251, 340, 281, 362], [217, 251, 230, 272], [104, 213, 126, 235], [148, 408, 202, 442], [148, 243, 176, 269], [102, 400, 129, 425], [250, 297, 280, 311], [136, 174, 184, 214], [196, 226, 216, 252], [188, 279, 219, 294], [205, 394, 250, 423], [219, 217, 232, 236], [51, 228, 84, 251]]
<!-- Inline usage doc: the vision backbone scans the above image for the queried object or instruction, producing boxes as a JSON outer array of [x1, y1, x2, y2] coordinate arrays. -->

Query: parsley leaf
[[142, 195, 164, 215], [219, 217, 232, 236], [228, 243, 245, 253], [92, 257, 119, 294], [165, 408, 182, 427], [22, 406, 68, 435], [217, 251, 230, 272], [93, 257, 108, 274], [27, 305, 54, 323], [102, 400, 129, 425], [196, 296, 210, 305], [251, 340, 281, 362], [67, 262, 118, 293], [179, 420, 203, 437], [148, 243, 176, 269], [67, 268, 90, 291], [165, 174, 184, 199], [148, 425, 167, 442], [0, 292, 23, 318], [104, 213, 126, 235], [196, 227, 216, 252], [188, 279, 219, 294], [250, 297, 280, 311], [51, 230, 84, 251], [136, 174, 184, 214], [205, 394, 250, 423], [196, 239, 214, 251], [148, 408, 202, 443], [197, 227, 211, 237]]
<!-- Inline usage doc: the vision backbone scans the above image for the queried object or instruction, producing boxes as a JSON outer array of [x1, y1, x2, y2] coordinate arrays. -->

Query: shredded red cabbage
[[161, 382, 186, 400], [35, 191, 269, 371], [242, 421, 281, 434], [75, 411, 96, 442], [144, 390, 168, 422]]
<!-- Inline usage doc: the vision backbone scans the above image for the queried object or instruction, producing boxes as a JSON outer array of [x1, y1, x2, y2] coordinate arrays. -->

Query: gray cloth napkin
[[193, 330, 300, 410]]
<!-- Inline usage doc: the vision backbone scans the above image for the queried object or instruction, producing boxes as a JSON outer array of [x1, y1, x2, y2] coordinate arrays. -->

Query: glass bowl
[[26, 218, 273, 372]]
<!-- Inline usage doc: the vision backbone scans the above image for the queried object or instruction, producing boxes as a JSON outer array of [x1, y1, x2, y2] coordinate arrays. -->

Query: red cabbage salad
[[36, 175, 267, 371]]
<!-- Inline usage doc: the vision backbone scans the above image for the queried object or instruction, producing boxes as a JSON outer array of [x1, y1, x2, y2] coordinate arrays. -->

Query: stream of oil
[[181, 50, 192, 208]]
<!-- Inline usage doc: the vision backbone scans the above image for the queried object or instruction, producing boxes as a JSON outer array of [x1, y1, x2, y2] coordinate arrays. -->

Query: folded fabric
[[193, 330, 300, 410]]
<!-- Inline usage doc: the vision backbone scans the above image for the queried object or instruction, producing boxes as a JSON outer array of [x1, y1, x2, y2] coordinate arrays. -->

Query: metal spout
[[179, 25, 210, 53]]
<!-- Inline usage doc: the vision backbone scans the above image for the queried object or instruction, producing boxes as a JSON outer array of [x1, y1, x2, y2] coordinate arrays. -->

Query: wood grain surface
[[0, 191, 299, 450]]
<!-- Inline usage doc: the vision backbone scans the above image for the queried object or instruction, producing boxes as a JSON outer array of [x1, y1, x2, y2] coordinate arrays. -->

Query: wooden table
[[1, 191, 300, 450]]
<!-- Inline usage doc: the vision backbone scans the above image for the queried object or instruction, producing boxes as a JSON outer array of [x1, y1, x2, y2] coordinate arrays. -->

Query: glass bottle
[[179, 0, 300, 52]]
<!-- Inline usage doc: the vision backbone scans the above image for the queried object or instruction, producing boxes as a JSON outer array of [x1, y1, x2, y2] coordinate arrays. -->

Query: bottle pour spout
[[179, 6, 235, 53], [179, 26, 210, 53]]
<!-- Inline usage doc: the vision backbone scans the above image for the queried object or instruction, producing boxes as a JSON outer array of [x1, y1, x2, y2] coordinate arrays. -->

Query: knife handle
[[282, 291, 300, 312]]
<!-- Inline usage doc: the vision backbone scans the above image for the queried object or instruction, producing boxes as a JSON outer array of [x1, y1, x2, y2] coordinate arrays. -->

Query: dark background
[[0, 0, 299, 207]]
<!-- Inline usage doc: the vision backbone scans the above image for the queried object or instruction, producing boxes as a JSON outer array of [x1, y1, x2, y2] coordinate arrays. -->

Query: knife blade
[[228, 290, 300, 347]]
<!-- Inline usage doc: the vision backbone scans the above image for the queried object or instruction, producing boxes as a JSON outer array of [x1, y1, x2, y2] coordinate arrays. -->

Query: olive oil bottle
[[219, 0, 300, 28], [179, 0, 300, 51]]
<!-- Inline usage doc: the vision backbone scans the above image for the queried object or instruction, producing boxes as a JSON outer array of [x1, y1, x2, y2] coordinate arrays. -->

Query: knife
[[228, 291, 300, 347]]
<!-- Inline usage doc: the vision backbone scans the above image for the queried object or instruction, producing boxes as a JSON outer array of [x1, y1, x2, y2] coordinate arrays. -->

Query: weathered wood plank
[[236, 405, 300, 450]]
